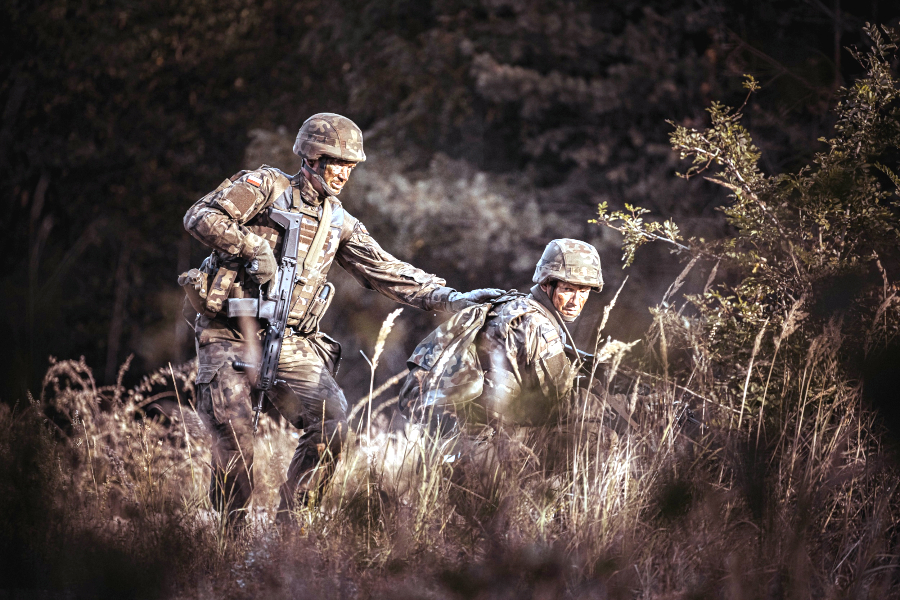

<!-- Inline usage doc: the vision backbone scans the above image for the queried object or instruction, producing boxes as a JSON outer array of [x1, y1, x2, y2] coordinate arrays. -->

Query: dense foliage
[[598, 25, 900, 430]]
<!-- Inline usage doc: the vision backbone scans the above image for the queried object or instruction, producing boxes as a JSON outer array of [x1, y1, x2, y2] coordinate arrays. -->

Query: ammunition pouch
[[178, 254, 240, 318]]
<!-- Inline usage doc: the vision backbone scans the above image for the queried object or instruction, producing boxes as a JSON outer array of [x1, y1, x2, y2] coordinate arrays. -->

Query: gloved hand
[[432, 287, 506, 313], [239, 232, 277, 284]]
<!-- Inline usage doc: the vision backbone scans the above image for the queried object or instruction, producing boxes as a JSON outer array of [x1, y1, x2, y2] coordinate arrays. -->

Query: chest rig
[[225, 172, 341, 332]]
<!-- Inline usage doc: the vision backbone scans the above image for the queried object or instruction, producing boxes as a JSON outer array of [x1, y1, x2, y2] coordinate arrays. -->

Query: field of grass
[[2, 302, 898, 599]]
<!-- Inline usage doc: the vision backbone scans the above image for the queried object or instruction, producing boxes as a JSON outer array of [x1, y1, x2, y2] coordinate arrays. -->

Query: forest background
[[2, 0, 898, 405]]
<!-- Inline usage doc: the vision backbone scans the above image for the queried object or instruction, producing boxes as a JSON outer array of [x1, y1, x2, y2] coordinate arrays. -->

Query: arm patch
[[216, 183, 260, 222], [538, 325, 564, 359]]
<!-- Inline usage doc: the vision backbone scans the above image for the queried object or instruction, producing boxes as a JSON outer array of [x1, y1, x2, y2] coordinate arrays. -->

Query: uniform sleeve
[[335, 217, 447, 311], [476, 310, 572, 424], [526, 317, 574, 399], [183, 169, 279, 255]]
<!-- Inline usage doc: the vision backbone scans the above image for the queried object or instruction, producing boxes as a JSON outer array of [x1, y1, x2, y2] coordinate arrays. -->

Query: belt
[[224, 297, 276, 320]]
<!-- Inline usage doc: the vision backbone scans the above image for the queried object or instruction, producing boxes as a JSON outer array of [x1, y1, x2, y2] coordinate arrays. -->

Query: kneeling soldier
[[399, 239, 603, 436]]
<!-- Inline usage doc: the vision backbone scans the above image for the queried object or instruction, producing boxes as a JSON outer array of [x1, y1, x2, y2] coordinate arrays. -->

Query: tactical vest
[[180, 167, 342, 331]]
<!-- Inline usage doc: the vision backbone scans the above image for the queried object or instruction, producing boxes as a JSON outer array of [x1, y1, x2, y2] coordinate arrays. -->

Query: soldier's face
[[322, 159, 356, 194], [308, 158, 356, 194], [547, 281, 591, 320]]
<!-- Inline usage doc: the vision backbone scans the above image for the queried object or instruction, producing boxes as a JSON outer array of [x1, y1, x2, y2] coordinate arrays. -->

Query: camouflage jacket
[[183, 165, 450, 326], [475, 288, 573, 401]]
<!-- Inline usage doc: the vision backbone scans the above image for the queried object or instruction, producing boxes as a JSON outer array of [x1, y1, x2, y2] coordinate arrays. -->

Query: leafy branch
[[591, 202, 687, 267], [594, 24, 900, 383]]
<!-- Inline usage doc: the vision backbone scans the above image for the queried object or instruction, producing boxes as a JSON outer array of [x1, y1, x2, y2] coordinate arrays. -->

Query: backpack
[[399, 293, 524, 418]]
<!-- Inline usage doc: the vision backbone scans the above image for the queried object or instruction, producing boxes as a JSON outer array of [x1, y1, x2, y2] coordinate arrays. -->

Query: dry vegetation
[[4, 287, 898, 598]]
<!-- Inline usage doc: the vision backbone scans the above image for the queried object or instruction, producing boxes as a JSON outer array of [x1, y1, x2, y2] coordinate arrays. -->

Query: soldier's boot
[[209, 464, 253, 535], [275, 443, 339, 525]]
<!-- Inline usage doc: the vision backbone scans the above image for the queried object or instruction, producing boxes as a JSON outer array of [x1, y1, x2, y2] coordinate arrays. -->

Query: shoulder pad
[[256, 165, 293, 193], [260, 164, 290, 181], [490, 297, 540, 337]]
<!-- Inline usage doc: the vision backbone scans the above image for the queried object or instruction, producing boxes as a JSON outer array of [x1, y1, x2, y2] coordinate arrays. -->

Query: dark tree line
[[1, 0, 896, 402]]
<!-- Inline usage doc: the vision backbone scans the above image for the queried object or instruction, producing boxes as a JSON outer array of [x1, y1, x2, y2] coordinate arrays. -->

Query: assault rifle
[[230, 208, 310, 433], [564, 343, 702, 433]]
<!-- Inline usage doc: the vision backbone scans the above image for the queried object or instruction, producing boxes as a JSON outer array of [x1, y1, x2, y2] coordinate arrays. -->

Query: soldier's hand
[[239, 232, 277, 284], [445, 288, 506, 312]]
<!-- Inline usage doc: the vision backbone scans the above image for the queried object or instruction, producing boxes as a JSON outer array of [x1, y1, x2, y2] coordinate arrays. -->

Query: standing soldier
[[181, 113, 502, 526], [399, 239, 603, 435]]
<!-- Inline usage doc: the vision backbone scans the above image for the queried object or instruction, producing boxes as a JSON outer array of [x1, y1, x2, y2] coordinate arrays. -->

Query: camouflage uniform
[[475, 287, 576, 425], [185, 166, 458, 522], [400, 239, 603, 432]]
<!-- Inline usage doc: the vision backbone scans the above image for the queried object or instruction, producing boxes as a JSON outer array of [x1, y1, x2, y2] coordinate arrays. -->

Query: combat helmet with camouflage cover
[[293, 113, 366, 164], [532, 239, 603, 291]]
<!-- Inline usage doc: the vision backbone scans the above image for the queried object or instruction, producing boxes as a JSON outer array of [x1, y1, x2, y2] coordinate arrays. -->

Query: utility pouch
[[203, 259, 240, 316], [297, 282, 335, 334], [178, 268, 209, 314]]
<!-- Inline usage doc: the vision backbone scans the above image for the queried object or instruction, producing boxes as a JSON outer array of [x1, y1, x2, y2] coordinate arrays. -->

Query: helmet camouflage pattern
[[532, 239, 603, 291], [293, 113, 366, 163]]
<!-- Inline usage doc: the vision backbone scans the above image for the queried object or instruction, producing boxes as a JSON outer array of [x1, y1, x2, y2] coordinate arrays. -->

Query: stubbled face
[[542, 280, 591, 320], [308, 158, 356, 195]]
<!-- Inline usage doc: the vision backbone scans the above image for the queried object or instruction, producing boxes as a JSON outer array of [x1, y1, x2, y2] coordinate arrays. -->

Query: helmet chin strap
[[304, 157, 339, 197]]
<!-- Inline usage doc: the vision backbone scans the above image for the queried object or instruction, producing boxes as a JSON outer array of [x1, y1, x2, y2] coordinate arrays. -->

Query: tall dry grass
[[3, 304, 898, 599]]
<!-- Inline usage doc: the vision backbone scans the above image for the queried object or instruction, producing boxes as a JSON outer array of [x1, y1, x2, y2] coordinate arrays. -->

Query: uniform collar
[[292, 172, 325, 207], [529, 284, 573, 345]]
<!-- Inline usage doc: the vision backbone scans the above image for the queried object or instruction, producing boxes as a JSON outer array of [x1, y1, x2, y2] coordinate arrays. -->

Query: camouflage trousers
[[194, 317, 346, 524]]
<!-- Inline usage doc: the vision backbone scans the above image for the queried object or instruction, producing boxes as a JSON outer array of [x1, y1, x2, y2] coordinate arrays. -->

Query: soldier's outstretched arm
[[335, 215, 503, 312]]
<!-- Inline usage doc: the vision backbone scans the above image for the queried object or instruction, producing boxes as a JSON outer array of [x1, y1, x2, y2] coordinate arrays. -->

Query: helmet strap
[[303, 157, 339, 198]]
